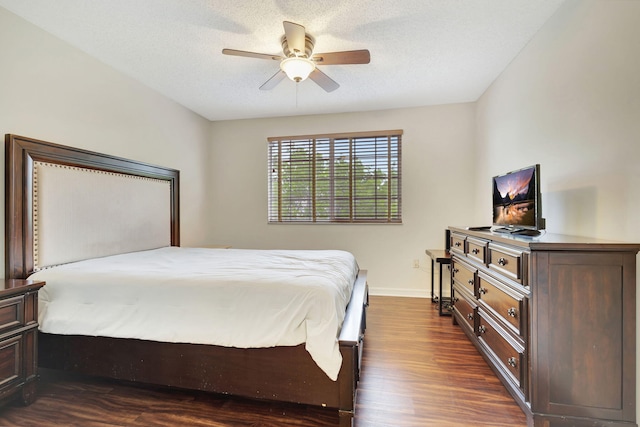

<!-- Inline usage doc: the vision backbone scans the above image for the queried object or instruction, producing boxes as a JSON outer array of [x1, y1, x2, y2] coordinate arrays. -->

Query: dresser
[[0, 279, 45, 407], [449, 226, 638, 427]]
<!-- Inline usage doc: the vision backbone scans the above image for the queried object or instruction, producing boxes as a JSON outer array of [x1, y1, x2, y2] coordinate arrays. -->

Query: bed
[[4, 134, 368, 425]]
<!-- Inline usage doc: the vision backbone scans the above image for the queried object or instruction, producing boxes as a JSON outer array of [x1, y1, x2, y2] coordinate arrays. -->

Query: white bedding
[[29, 247, 359, 380]]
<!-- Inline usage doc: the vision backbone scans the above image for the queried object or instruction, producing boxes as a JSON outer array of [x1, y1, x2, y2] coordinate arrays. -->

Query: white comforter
[[29, 247, 359, 380]]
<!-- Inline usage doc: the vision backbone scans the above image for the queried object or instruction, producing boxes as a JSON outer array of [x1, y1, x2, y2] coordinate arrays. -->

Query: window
[[268, 130, 402, 223]]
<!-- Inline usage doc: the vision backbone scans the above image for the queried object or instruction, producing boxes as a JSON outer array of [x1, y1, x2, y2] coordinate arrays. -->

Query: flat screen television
[[492, 164, 545, 235]]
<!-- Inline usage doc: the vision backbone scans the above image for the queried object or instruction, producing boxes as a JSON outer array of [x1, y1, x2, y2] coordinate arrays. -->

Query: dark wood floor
[[0, 296, 527, 426]]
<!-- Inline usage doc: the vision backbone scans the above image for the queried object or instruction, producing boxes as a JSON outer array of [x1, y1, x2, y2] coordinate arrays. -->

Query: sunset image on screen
[[493, 168, 535, 227]]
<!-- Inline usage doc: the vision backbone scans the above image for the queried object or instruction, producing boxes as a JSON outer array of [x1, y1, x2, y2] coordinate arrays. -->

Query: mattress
[[29, 247, 359, 380]]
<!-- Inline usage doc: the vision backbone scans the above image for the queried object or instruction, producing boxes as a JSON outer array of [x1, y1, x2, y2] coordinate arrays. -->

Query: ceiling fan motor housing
[[281, 34, 315, 58]]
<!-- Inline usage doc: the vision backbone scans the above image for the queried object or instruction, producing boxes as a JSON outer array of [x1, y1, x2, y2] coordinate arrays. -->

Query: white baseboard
[[368, 287, 430, 298]]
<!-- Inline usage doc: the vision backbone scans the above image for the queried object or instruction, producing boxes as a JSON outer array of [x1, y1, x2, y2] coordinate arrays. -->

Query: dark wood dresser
[[449, 226, 638, 427], [0, 279, 45, 407]]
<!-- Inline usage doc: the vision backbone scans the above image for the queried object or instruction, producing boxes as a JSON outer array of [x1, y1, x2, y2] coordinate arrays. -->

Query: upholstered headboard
[[5, 134, 180, 279]]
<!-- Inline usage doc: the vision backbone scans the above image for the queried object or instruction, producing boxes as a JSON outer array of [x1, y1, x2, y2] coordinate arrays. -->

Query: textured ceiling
[[0, 0, 565, 121]]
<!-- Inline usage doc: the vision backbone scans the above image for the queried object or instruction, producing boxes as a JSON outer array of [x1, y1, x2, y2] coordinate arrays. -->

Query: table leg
[[438, 261, 451, 316], [439, 261, 443, 314], [431, 258, 435, 303]]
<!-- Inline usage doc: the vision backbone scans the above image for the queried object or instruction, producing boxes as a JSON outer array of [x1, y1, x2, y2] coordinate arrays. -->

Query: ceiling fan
[[222, 21, 370, 92]]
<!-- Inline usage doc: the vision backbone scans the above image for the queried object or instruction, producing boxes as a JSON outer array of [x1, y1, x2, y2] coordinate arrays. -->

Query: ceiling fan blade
[[283, 21, 306, 55], [308, 68, 340, 93], [312, 49, 371, 65], [222, 48, 282, 61], [259, 70, 287, 91]]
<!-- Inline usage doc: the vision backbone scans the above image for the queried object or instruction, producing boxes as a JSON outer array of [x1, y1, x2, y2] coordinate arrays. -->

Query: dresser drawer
[[452, 284, 476, 333], [488, 243, 525, 284], [478, 310, 525, 390], [451, 258, 476, 295], [0, 296, 25, 334], [450, 233, 466, 255], [0, 334, 21, 390], [477, 272, 527, 338], [467, 237, 488, 264]]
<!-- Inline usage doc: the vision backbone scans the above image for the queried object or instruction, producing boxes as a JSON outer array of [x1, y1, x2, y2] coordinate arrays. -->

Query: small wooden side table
[[425, 249, 451, 316], [0, 279, 45, 407]]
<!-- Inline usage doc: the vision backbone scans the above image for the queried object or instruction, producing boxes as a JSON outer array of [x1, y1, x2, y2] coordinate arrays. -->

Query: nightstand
[[0, 279, 45, 407]]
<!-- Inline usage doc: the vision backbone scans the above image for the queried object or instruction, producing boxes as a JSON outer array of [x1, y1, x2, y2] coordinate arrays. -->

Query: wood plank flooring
[[355, 296, 526, 427], [0, 296, 527, 426]]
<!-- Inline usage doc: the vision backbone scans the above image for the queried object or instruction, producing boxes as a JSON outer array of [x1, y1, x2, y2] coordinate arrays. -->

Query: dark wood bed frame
[[5, 134, 368, 425]]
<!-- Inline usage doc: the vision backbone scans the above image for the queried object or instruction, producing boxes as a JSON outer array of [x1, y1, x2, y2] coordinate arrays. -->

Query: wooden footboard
[[337, 270, 368, 415], [39, 271, 368, 423]]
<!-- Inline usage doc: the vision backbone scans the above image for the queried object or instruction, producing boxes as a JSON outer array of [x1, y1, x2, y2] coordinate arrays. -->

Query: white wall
[[476, 0, 639, 238], [209, 104, 476, 296], [0, 6, 212, 279], [475, 0, 640, 417]]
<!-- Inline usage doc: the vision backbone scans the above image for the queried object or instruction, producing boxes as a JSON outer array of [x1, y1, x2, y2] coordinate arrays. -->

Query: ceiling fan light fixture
[[280, 57, 315, 82]]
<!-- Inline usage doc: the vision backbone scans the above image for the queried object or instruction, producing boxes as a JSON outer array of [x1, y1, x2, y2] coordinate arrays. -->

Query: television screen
[[492, 164, 542, 232]]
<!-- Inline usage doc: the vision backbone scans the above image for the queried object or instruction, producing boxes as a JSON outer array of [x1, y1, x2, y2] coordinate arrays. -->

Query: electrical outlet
[[412, 259, 420, 268]]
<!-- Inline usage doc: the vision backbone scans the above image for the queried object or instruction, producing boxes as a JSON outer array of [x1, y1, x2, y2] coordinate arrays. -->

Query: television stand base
[[493, 227, 541, 237], [513, 229, 541, 236]]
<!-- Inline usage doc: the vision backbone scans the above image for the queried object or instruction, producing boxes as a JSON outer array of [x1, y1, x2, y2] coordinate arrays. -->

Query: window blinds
[[268, 130, 402, 223]]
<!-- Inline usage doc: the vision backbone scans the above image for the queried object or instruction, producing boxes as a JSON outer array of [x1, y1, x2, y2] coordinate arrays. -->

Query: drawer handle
[[478, 287, 487, 295], [478, 325, 486, 334], [453, 297, 459, 303], [455, 242, 462, 247], [453, 268, 459, 274], [467, 279, 474, 286], [507, 357, 517, 368], [507, 307, 517, 317], [467, 313, 473, 321], [498, 257, 508, 266], [472, 248, 480, 255]]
